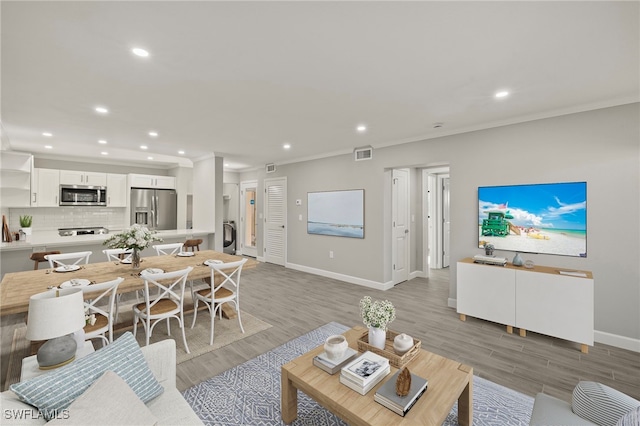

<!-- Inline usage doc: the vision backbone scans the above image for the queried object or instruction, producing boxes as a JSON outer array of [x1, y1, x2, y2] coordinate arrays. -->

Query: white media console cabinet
[[457, 257, 594, 353]]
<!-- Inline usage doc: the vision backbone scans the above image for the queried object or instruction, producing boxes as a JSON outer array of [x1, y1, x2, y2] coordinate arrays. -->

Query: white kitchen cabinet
[[129, 173, 176, 189], [106, 173, 127, 207], [457, 258, 594, 352], [0, 151, 32, 207], [60, 170, 107, 186], [32, 168, 60, 207]]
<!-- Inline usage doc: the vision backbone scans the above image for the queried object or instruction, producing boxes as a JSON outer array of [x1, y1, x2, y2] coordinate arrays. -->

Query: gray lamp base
[[37, 335, 77, 370]]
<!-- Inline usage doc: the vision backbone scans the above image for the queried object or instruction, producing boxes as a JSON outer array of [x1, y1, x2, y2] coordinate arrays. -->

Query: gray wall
[[257, 103, 639, 342]]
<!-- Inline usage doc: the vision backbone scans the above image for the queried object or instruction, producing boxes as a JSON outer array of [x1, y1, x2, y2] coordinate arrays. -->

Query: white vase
[[324, 335, 348, 361], [368, 326, 386, 350]]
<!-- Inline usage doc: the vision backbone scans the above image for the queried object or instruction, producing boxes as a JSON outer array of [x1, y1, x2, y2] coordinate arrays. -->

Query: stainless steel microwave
[[59, 185, 107, 206]]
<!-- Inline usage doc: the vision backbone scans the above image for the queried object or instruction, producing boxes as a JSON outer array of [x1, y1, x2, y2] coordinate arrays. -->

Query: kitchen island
[[0, 229, 214, 277]]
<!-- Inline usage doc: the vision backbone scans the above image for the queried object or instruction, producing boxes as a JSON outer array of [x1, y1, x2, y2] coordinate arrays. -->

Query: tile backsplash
[[9, 207, 126, 232]]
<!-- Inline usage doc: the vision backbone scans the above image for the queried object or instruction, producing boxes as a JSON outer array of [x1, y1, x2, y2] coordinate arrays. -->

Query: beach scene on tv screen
[[478, 182, 587, 257]]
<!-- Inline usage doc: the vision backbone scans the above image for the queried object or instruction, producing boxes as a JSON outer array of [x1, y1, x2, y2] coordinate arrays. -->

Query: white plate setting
[[60, 279, 91, 288], [142, 268, 164, 275], [204, 259, 223, 266], [177, 252, 195, 257], [54, 265, 81, 273], [120, 258, 132, 264]]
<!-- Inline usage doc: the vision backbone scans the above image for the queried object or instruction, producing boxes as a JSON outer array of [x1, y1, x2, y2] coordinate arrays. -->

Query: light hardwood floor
[[176, 262, 640, 402], [2, 261, 639, 405]]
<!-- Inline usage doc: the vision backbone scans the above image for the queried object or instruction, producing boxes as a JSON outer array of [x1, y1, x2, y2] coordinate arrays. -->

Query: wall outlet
[[329, 250, 334, 259], [298, 214, 302, 221]]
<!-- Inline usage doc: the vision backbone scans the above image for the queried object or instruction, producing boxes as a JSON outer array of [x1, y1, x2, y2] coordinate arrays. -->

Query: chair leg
[[167, 318, 171, 336], [133, 314, 138, 337], [191, 298, 199, 329], [209, 305, 217, 346], [237, 304, 245, 334], [180, 312, 190, 354]]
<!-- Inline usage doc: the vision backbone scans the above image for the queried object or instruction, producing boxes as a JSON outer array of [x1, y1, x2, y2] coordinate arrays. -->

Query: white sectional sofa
[[1, 336, 203, 425]]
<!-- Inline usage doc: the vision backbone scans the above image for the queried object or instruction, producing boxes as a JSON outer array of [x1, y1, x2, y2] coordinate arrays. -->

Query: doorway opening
[[422, 167, 450, 272], [240, 181, 258, 258]]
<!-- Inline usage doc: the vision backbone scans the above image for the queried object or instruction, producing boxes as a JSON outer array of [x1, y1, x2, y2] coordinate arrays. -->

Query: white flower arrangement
[[103, 224, 162, 251], [360, 296, 396, 330]]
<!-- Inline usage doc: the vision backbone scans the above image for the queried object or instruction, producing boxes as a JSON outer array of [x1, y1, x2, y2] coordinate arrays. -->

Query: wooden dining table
[[0, 250, 258, 317]]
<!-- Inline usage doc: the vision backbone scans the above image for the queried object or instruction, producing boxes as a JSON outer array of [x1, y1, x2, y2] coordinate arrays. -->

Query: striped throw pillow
[[10, 332, 163, 421], [572, 381, 640, 426]]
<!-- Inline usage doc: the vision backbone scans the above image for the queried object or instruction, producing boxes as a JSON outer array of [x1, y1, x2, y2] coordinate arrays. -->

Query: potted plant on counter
[[19, 215, 32, 236]]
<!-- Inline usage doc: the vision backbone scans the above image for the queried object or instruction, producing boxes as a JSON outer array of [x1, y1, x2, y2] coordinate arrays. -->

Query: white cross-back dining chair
[[102, 248, 138, 313], [152, 243, 184, 256], [133, 267, 193, 354], [102, 248, 133, 263], [81, 277, 124, 347], [191, 258, 247, 345], [45, 251, 92, 269]]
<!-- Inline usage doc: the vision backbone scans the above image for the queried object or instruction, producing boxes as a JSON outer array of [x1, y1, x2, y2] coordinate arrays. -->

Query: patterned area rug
[[183, 322, 534, 425]]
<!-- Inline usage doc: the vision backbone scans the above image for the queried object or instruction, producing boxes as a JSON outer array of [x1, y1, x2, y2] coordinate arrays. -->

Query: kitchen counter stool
[[29, 251, 61, 270]]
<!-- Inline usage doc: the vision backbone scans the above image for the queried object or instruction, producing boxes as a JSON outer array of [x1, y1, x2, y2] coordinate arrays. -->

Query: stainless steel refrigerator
[[130, 188, 177, 230]]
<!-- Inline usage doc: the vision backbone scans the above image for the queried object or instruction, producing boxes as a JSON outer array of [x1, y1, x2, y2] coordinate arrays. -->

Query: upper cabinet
[[32, 168, 60, 207], [60, 170, 107, 186], [129, 173, 176, 189], [0, 152, 33, 207], [106, 173, 127, 207]]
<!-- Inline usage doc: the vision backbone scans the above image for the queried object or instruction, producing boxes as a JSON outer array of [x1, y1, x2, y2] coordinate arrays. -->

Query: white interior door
[[240, 180, 258, 258], [392, 169, 410, 285], [264, 177, 286, 266]]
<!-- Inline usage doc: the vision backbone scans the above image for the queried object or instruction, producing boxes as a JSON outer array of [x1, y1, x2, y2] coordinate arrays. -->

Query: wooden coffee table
[[281, 326, 473, 426]]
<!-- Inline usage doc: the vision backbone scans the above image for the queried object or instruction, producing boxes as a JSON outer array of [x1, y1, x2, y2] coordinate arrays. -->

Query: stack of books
[[313, 347, 358, 375], [374, 369, 428, 416], [339, 351, 390, 395]]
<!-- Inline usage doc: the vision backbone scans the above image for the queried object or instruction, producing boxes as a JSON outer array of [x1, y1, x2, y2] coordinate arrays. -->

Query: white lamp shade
[[26, 288, 85, 341]]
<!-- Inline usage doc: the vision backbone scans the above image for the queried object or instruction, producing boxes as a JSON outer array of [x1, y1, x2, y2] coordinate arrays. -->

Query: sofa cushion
[[572, 381, 640, 426], [530, 392, 596, 426], [10, 332, 163, 421], [47, 371, 158, 425]]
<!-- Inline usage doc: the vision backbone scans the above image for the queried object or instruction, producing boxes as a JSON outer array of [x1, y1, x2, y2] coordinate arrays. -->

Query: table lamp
[[26, 288, 85, 370]]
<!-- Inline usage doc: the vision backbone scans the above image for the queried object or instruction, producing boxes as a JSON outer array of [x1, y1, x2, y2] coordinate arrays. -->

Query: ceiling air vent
[[354, 146, 373, 161], [266, 163, 276, 173]]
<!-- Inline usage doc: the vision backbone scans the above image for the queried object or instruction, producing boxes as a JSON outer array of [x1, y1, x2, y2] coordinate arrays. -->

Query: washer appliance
[[223, 221, 236, 254]]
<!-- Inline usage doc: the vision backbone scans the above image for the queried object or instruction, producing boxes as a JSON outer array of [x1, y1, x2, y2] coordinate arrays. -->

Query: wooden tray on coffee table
[[357, 329, 421, 369]]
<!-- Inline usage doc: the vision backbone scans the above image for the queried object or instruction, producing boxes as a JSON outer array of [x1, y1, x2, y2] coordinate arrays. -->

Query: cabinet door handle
[[33, 193, 37, 203]]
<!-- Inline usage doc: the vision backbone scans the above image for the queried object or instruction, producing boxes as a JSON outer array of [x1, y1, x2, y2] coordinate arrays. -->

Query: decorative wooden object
[[396, 367, 411, 396]]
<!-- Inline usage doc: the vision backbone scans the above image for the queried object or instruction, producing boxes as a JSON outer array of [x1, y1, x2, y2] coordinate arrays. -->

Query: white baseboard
[[286, 262, 392, 291], [409, 270, 427, 279], [595, 330, 640, 353], [448, 298, 638, 352], [257, 256, 265, 262]]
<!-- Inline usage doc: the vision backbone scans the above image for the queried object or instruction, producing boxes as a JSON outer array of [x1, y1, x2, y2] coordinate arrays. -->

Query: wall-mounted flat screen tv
[[478, 182, 587, 257]]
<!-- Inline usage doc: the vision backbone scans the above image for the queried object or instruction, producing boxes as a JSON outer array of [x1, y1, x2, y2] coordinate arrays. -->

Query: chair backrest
[[209, 258, 247, 296], [152, 243, 184, 256], [139, 266, 193, 309], [45, 251, 92, 268], [102, 248, 133, 262], [81, 277, 124, 320]]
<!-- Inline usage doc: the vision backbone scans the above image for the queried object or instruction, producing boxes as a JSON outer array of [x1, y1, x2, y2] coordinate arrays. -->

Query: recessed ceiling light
[[42, 132, 52, 137], [148, 131, 158, 137], [178, 150, 185, 155], [283, 143, 291, 150], [224, 163, 230, 167], [147, 156, 154, 160], [95, 106, 109, 114], [494, 91, 510, 99], [140, 145, 148, 150], [101, 152, 108, 156], [44, 145, 53, 149], [357, 125, 367, 133], [98, 139, 107, 144], [132, 47, 149, 57]]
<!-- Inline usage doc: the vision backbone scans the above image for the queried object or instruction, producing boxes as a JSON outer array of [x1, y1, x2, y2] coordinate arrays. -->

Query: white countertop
[[0, 229, 214, 252]]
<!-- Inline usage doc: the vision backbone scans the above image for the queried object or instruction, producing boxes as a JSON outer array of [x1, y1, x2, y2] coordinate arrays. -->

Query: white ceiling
[[2, 1, 638, 171]]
